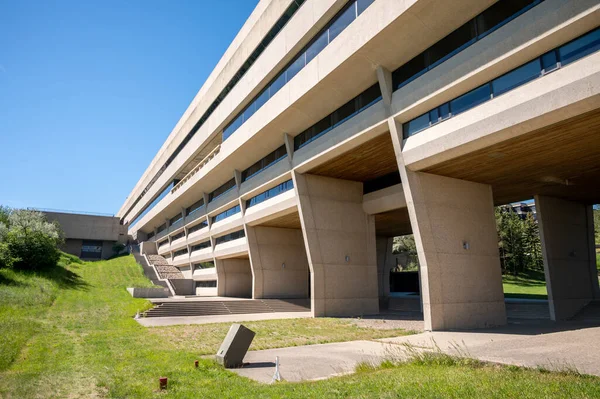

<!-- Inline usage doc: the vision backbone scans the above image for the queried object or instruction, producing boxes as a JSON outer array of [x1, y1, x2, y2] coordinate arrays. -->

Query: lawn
[[1, 256, 599, 398], [503, 268, 548, 300]]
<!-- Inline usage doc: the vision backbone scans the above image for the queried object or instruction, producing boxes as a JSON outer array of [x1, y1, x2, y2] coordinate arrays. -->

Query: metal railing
[[171, 145, 221, 194], [28, 207, 115, 217]]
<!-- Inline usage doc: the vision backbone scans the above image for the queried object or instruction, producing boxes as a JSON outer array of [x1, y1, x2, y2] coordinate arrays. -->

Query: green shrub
[[0, 209, 63, 271]]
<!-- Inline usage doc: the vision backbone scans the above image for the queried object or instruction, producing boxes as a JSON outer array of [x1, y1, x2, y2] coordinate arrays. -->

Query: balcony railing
[[171, 145, 221, 194]]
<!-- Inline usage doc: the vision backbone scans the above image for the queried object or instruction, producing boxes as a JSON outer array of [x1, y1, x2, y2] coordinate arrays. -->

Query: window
[[81, 240, 103, 259], [449, 84, 491, 116], [191, 241, 211, 252], [158, 240, 168, 248], [194, 261, 215, 270], [212, 205, 241, 223], [173, 248, 188, 257], [475, 0, 537, 38], [294, 83, 381, 150], [392, 0, 543, 91], [186, 199, 204, 216], [222, 0, 375, 142], [492, 59, 540, 96], [157, 223, 167, 234], [401, 28, 600, 139], [241, 145, 287, 182], [363, 172, 401, 194], [558, 28, 600, 66], [128, 180, 178, 228], [196, 280, 217, 288], [147, 231, 155, 240], [188, 220, 208, 234], [121, 1, 307, 218], [209, 178, 236, 202], [246, 180, 294, 208], [215, 230, 245, 245], [171, 231, 185, 241], [169, 213, 183, 227]]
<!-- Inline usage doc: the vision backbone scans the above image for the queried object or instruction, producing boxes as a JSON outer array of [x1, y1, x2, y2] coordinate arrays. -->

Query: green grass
[[1, 255, 599, 398], [503, 268, 548, 300]]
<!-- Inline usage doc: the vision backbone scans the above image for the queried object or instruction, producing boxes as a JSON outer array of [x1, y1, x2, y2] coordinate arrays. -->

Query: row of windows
[[158, 239, 168, 248], [212, 205, 241, 224], [194, 261, 215, 270], [186, 199, 204, 217], [188, 220, 208, 234], [209, 178, 236, 203], [147, 231, 155, 240], [215, 230, 245, 245], [157, 222, 167, 234], [246, 180, 294, 208], [191, 240, 211, 252], [223, 0, 376, 142], [294, 83, 381, 150], [403, 28, 600, 139], [242, 145, 287, 182], [171, 231, 185, 241], [363, 172, 401, 194], [391, 0, 543, 91], [196, 280, 217, 288], [121, 1, 307, 225], [173, 248, 188, 257], [169, 213, 183, 227], [129, 180, 178, 228]]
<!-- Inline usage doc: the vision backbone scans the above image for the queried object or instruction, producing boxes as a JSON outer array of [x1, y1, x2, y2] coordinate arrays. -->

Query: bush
[[0, 209, 63, 271], [112, 242, 125, 256]]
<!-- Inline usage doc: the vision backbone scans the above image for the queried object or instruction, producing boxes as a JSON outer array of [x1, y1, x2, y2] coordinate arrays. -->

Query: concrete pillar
[[215, 258, 252, 298], [389, 118, 506, 330], [535, 195, 600, 320], [246, 225, 309, 299], [376, 236, 395, 298], [293, 172, 379, 317]]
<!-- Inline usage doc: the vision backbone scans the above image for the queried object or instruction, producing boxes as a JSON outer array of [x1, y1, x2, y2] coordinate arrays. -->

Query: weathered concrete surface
[[136, 311, 312, 327], [232, 322, 600, 383]]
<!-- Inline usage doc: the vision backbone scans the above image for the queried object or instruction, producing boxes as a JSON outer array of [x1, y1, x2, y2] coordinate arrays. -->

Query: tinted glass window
[[306, 31, 328, 64], [188, 221, 207, 234], [428, 21, 476, 66], [329, 4, 356, 42], [209, 178, 236, 202], [186, 199, 204, 216], [392, 53, 427, 89], [269, 73, 286, 97], [541, 50, 558, 73], [332, 99, 356, 126], [242, 102, 257, 123], [558, 28, 600, 66], [476, 0, 536, 36], [191, 241, 211, 251], [194, 261, 215, 269], [254, 88, 270, 111], [403, 113, 430, 137], [286, 53, 306, 82], [357, 0, 374, 15], [450, 84, 491, 115], [492, 59, 540, 96]]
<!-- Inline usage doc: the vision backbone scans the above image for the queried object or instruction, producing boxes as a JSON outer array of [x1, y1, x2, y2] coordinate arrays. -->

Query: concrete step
[[143, 299, 310, 318]]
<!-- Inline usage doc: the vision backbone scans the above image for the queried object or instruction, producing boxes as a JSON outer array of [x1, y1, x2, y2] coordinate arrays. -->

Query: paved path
[[137, 311, 312, 327], [232, 321, 600, 383]]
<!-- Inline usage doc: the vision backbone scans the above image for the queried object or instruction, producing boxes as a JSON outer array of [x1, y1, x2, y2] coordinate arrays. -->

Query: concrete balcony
[[213, 237, 248, 259], [190, 247, 214, 263]]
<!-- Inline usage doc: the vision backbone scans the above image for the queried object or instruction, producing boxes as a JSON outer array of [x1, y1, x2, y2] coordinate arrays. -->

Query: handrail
[[171, 144, 221, 194]]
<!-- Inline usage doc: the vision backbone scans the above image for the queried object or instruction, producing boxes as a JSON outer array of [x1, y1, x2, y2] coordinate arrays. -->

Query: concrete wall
[[61, 238, 117, 260], [535, 195, 600, 320], [294, 173, 379, 317], [45, 212, 126, 242], [169, 279, 196, 296], [246, 225, 309, 299], [127, 287, 170, 298], [215, 258, 252, 298]]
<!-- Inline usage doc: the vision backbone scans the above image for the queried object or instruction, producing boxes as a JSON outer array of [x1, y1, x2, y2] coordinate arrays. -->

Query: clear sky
[[0, 0, 258, 215]]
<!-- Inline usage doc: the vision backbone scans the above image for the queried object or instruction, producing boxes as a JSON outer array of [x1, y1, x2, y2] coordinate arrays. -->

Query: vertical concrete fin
[[284, 133, 294, 163], [376, 66, 393, 113]]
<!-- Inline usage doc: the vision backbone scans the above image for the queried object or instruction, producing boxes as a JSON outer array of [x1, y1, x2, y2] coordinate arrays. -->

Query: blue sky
[[0, 0, 257, 215]]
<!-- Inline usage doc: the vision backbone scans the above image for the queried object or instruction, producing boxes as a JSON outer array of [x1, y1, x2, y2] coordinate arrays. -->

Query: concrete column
[[535, 195, 600, 320], [246, 225, 309, 299], [376, 236, 395, 298], [389, 118, 506, 330], [293, 172, 379, 317], [214, 258, 252, 298]]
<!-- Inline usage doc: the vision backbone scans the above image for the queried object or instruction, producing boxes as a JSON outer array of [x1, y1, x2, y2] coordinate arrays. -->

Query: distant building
[[40, 210, 127, 260]]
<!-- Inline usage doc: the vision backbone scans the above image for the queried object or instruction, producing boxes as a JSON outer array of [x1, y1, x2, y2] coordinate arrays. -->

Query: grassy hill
[[0, 255, 599, 398]]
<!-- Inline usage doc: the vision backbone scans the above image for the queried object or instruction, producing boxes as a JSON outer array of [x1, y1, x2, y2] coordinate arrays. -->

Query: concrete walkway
[[137, 311, 312, 327], [233, 321, 600, 383]]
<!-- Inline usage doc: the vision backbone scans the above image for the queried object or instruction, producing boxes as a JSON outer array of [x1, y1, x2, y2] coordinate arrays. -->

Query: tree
[[112, 242, 125, 256], [0, 209, 64, 271], [392, 234, 419, 271]]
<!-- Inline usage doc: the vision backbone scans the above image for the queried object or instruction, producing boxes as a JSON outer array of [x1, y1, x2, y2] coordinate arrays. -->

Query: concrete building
[[119, 0, 600, 330], [42, 210, 127, 260]]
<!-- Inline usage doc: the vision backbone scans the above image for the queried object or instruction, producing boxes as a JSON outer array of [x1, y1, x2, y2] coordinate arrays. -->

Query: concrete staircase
[[147, 255, 184, 279], [131, 247, 169, 290], [570, 301, 600, 323], [143, 299, 310, 318]]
